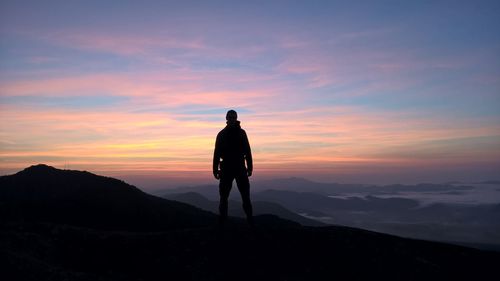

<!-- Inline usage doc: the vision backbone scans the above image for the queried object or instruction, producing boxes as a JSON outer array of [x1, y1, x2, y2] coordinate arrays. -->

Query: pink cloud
[[2, 101, 499, 179]]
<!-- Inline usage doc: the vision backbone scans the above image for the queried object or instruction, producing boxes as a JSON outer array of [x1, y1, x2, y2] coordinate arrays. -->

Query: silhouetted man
[[213, 110, 253, 226]]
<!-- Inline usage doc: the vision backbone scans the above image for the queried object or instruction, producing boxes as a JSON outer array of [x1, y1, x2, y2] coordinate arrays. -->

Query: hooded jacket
[[213, 120, 253, 174]]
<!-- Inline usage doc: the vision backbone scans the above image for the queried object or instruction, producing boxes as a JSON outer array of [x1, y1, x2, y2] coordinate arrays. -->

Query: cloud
[[1, 3, 499, 184]]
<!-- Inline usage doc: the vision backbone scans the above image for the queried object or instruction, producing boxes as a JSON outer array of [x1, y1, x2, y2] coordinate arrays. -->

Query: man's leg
[[219, 174, 233, 225], [235, 173, 253, 225]]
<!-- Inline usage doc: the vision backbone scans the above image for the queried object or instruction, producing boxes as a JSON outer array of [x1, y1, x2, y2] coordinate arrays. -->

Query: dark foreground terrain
[[1, 165, 499, 281], [3, 220, 500, 281]]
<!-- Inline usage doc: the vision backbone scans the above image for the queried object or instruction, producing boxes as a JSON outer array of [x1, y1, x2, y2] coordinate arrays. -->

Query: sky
[[1, 0, 499, 189]]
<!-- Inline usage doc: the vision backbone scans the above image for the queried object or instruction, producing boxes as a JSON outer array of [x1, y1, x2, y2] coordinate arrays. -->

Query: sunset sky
[[1, 1, 499, 188]]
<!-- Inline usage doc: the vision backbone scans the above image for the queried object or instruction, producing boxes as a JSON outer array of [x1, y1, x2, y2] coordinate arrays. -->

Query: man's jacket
[[213, 121, 253, 174]]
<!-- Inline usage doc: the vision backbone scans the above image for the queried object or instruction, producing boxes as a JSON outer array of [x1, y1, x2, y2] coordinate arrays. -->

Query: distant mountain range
[[160, 177, 500, 248], [164, 191, 325, 227], [251, 189, 500, 247], [477, 180, 500, 184], [159, 177, 476, 199], [1, 164, 499, 281]]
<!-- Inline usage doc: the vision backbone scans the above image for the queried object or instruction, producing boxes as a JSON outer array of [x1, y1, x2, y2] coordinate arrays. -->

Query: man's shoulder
[[217, 126, 246, 136], [217, 128, 227, 138]]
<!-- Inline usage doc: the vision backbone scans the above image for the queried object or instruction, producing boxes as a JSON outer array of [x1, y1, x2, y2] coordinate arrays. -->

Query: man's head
[[226, 110, 238, 122]]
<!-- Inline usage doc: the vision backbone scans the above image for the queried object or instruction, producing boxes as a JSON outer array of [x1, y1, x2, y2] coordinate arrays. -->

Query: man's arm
[[243, 130, 253, 176], [213, 132, 221, 179]]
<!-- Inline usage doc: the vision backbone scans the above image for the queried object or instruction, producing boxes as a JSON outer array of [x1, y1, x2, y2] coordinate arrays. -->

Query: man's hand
[[213, 170, 220, 180], [247, 169, 252, 177]]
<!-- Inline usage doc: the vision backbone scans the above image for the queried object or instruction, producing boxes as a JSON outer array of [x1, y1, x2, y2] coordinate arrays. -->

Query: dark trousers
[[219, 168, 253, 224]]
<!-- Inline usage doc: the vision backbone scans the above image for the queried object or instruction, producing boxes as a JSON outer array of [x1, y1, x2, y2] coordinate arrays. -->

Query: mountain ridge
[[0, 164, 216, 231]]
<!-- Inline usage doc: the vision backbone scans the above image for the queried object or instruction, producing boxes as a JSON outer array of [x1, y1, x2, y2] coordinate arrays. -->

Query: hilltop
[[1, 165, 499, 281]]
